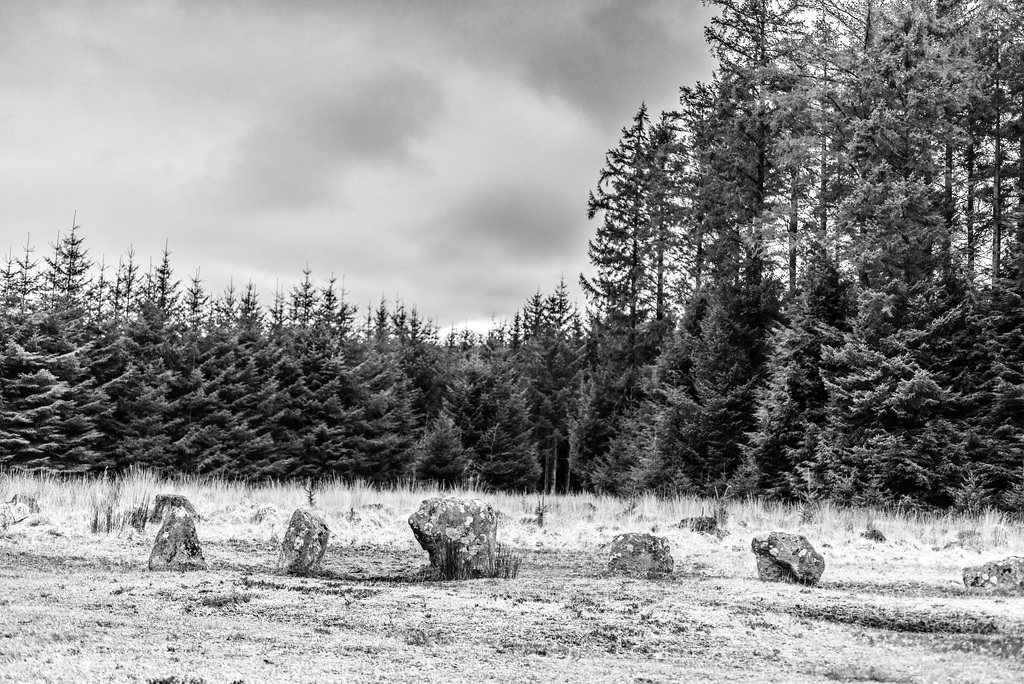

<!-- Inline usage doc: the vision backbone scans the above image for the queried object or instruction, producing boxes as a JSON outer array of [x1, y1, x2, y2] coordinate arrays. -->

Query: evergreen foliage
[[3, 1, 1024, 509]]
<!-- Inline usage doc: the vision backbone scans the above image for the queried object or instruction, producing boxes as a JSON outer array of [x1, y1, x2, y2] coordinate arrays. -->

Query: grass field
[[2, 469, 1023, 683]]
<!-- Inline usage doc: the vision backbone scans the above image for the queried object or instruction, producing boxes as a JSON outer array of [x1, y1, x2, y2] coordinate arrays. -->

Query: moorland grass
[[3, 466, 1024, 557]]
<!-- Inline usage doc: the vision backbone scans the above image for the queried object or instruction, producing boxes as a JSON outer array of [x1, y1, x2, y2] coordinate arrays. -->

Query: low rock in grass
[[150, 494, 200, 523], [963, 556, 1024, 592], [608, 532, 674, 578], [8, 494, 40, 513], [676, 516, 730, 539], [148, 510, 207, 571], [751, 531, 825, 585], [861, 529, 887, 543], [677, 516, 718, 533], [277, 507, 330, 575], [408, 497, 497, 578], [251, 503, 278, 525], [0, 502, 31, 532]]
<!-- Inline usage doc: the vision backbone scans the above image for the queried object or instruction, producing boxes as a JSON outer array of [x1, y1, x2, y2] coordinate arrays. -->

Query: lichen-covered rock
[[0, 502, 31, 532], [608, 532, 674, 578], [751, 532, 825, 585], [277, 508, 330, 574], [8, 494, 40, 513], [408, 497, 497, 577], [963, 557, 1024, 592], [252, 503, 278, 525], [150, 494, 200, 523], [148, 510, 207, 571], [861, 529, 886, 543]]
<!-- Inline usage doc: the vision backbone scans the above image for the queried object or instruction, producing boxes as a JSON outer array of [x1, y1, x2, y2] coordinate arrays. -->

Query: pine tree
[[414, 413, 470, 487]]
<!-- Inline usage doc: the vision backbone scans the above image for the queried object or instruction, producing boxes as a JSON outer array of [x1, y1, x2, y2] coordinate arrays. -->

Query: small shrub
[[303, 478, 319, 508], [952, 472, 992, 516], [621, 495, 640, 517], [535, 498, 549, 527]]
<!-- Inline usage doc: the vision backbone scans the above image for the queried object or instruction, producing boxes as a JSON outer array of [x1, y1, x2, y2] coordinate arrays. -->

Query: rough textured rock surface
[[148, 511, 207, 571], [0, 502, 31, 531], [963, 557, 1024, 591], [151, 494, 200, 522], [277, 508, 331, 574], [8, 494, 40, 513], [678, 516, 719, 533], [408, 497, 498, 577], [608, 533, 674, 578], [861, 529, 886, 543], [751, 532, 825, 585]]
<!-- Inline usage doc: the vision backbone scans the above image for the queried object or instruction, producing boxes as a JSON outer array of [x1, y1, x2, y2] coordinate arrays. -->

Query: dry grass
[[1, 468, 1024, 683]]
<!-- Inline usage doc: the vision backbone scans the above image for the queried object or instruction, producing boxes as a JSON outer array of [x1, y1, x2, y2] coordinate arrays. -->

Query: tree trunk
[[943, 143, 954, 275], [967, 140, 977, 278], [1018, 93, 1024, 246], [789, 169, 799, 292], [993, 44, 1003, 286]]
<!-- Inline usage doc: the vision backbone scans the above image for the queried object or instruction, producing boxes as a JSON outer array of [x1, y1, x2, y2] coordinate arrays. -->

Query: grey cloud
[[208, 67, 445, 210], [426, 182, 582, 263], [386, 0, 716, 127], [0, 0, 714, 328]]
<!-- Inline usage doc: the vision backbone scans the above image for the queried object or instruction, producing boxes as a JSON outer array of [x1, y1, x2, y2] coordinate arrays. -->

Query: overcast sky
[[0, 0, 716, 329]]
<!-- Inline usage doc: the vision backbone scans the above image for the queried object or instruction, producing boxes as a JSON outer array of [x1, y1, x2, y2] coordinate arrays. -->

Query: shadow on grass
[[822, 579, 969, 599], [785, 602, 998, 634]]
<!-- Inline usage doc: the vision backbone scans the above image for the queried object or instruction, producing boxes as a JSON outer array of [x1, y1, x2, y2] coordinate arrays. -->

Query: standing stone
[[150, 494, 200, 523], [608, 532, 674, 578], [0, 502, 31, 531], [277, 508, 330, 574], [963, 557, 1024, 591], [408, 497, 498, 578], [752, 531, 825, 585], [9, 494, 40, 513], [148, 510, 207, 571]]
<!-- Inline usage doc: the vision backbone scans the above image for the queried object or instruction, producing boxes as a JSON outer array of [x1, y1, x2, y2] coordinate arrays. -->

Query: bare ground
[[2, 517, 1024, 684]]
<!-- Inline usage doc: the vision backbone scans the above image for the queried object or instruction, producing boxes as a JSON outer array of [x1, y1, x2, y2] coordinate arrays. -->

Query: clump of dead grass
[[432, 540, 524, 580]]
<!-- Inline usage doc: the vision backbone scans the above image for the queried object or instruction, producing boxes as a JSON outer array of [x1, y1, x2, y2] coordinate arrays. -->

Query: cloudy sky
[[0, 0, 716, 329]]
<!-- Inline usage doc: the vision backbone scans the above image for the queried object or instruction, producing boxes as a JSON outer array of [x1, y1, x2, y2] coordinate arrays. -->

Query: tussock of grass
[[432, 540, 525, 580]]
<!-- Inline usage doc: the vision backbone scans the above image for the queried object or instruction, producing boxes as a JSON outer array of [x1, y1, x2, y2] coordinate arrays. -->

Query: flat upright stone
[[608, 532, 673, 578], [148, 510, 207, 571], [150, 494, 200, 523], [963, 557, 1024, 592], [751, 531, 825, 585], [0, 502, 31, 532], [408, 497, 497, 578], [9, 494, 40, 513], [277, 508, 330, 574]]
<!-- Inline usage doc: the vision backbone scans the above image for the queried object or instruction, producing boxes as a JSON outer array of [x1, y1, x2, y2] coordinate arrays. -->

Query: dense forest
[[2, 0, 1024, 511]]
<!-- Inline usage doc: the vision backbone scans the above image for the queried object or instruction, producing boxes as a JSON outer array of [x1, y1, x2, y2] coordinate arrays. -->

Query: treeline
[[4, 0, 1024, 510], [0, 226, 584, 491]]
